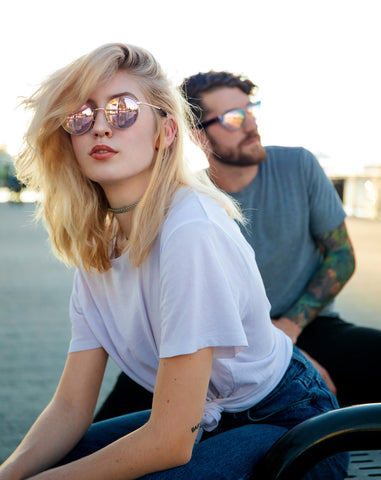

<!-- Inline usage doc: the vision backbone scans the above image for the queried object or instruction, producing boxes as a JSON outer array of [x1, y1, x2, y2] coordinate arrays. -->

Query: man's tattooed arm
[[283, 222, 355, 329]]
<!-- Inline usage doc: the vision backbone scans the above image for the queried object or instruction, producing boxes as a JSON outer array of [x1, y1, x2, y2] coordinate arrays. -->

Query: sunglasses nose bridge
[[92, 107, 106, 120], [91, 107, 113, 135]]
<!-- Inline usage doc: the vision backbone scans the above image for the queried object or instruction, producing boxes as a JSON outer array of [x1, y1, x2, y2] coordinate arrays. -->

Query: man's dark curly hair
[[180, 71, 258, 124]]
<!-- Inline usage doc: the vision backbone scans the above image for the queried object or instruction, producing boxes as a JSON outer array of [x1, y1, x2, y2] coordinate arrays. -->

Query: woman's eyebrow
[[87, 92, 139, 105], [109, 91, 139, 101]]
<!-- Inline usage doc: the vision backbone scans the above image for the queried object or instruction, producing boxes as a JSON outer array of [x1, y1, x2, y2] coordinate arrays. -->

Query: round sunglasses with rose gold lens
[[62, 95, 168, 135]]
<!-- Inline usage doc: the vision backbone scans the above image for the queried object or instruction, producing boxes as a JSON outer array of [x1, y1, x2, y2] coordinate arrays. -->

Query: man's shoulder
[[263, 146, 319, 172], [265, 145, 315, 160]]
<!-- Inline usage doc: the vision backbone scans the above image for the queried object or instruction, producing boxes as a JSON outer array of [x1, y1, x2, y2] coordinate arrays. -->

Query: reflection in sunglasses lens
[[107, 96, 139, 129], [63, 106, 93, 135], [223, 110, 244, 130]]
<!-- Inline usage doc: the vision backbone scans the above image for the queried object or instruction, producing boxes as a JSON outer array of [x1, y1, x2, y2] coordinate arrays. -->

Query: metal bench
[[346, 450, 381, 478], [251, 403, 381, 479]]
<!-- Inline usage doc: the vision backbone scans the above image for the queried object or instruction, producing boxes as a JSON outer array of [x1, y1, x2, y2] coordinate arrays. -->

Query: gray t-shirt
[[230, 146, 346, 318]]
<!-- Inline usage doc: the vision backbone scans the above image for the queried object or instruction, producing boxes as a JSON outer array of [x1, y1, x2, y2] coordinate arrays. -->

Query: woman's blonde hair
[[16, 43, 243, 272]]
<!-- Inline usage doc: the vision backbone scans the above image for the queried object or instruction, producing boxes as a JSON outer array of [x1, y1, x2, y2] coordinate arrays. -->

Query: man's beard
[[212, 152, 264, 167], [208, 134, 267, 167]]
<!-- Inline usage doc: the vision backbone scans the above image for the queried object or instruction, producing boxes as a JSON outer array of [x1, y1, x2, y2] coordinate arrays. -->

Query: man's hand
[[271, 317, 302, 345], [272, 318, 337, 396], [298, 348, 337, 396]]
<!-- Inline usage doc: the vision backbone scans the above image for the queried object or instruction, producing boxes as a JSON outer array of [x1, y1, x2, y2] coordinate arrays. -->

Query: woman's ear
[[155, 115, 177, 150]]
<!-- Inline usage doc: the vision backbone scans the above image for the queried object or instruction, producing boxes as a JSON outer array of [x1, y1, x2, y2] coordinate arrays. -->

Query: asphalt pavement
[[0, 202, 119, 461], [0, 201, 380, 462]]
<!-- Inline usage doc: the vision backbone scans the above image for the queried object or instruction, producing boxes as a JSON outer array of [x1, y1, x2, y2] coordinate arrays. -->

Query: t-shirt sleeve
[[68, 271, 102, 353], [159, 219, 249, 359], [302, 149, 347, 236]]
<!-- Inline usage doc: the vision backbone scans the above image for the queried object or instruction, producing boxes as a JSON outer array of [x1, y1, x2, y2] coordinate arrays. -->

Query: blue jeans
[[59, 347, 348, 479]]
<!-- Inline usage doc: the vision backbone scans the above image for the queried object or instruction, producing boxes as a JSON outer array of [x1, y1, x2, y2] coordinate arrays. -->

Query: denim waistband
[[202, 346, 335, 441]]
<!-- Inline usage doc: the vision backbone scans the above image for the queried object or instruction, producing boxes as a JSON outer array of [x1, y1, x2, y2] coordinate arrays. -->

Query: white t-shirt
[[69, 188, 292, 432]]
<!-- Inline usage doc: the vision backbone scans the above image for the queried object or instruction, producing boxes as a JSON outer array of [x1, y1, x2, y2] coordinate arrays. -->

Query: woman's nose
[[91, 109, 113, 137]]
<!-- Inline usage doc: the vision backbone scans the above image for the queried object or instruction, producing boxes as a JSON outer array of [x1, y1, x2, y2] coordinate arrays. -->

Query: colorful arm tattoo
[[283, 222, 355, 329]]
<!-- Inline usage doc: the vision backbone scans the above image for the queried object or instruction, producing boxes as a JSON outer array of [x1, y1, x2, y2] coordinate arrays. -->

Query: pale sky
[[1, 0, 380, 175]]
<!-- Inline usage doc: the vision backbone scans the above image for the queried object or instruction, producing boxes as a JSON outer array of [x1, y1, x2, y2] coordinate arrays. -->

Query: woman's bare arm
[[25, 347, 214, 480]]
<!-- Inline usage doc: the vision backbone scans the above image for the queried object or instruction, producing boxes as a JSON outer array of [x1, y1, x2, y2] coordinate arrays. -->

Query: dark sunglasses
[[197, 101, 261, 131], [62, 95, 168, 135]]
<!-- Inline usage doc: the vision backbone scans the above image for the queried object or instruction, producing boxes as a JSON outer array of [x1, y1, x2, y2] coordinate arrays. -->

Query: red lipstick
[[90, 144, 117, 160]]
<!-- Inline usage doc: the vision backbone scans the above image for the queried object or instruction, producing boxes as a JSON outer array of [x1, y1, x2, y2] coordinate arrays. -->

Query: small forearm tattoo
[[191, 423, 201, 433]]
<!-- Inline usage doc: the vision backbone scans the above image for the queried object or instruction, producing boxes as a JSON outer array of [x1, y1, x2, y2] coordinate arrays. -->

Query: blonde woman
[[0, 43, 347, 479]]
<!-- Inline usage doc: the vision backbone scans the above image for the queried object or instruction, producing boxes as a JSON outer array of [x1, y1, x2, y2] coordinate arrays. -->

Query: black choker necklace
[[108, 200, 140, 214]]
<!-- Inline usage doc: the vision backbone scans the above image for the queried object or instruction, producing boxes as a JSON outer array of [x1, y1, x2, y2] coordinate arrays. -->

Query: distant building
[[330, 166, 381, 220]]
